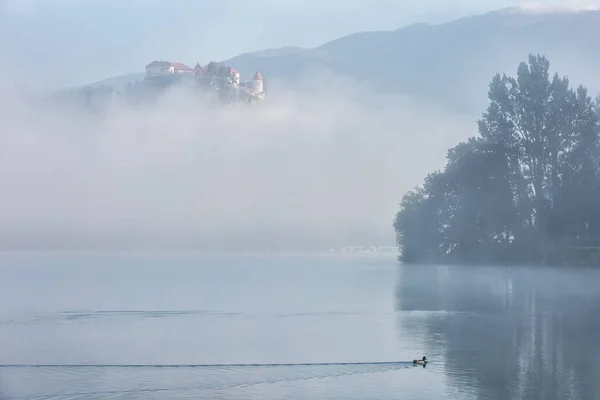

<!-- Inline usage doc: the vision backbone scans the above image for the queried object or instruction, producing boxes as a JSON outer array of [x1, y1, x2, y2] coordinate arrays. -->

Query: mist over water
[[0, 76, 474, 251], [1, 254, 600, 399]]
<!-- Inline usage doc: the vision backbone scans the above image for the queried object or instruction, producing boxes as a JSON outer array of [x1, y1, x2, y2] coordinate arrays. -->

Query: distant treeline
[[50, 83, 115, 111], [394, 55, 600, 266], [49, 72, 264, 112], [48, 75, 190, 111]]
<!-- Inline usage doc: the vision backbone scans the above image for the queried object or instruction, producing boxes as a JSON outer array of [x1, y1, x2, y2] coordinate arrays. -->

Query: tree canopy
[[394, 54, 600, 266]]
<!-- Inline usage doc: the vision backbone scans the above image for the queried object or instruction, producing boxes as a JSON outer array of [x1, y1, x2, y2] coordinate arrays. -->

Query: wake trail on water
[[0, 361, 412, 368], [0, 362, 419, 400]]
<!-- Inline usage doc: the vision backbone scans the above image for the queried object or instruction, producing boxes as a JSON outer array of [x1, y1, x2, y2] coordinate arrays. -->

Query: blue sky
[[0, 0, 597, 88]]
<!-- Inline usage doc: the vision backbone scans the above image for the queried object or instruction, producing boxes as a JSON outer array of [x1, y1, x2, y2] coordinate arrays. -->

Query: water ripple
[[0, 363, 428, 400], [0, 310, 392, 325]]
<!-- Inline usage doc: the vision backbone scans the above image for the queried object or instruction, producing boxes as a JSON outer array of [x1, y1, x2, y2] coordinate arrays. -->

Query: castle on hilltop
[[144, 60, 266, 104]]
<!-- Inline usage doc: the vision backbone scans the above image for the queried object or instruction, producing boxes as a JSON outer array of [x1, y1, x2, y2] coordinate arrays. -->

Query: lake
[[0, 253, 599, 399]]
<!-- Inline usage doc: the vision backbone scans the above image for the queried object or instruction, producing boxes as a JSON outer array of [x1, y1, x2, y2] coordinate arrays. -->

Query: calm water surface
[[0, 253, 599, 399]]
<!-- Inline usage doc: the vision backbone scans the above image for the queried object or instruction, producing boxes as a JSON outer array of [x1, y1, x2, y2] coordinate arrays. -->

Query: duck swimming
[[413, 356, 427, 364]]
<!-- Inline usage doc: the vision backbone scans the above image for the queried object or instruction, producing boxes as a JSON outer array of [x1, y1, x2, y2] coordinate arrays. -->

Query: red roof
[[170, 62, 193, 71], [253, 72, 262, 80], [230, 67, 239, 75]]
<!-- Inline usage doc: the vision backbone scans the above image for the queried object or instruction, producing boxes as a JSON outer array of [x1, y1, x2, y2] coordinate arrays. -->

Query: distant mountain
[[91, 8, 600, 114]]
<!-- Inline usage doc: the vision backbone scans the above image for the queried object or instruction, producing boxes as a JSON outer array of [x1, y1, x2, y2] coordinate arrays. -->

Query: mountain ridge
[[83, 8, 600, 114]]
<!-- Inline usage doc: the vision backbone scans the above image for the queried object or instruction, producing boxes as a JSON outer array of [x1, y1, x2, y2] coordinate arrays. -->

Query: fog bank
[[0, 74, 475, 252]]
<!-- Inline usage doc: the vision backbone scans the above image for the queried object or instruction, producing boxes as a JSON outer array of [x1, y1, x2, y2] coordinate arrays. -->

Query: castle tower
[[193, 63, 203, 80], [252, 71, 263, 93], [230, 67, 240, 86]]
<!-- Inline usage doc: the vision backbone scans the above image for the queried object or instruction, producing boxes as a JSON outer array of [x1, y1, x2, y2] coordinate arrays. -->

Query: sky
[[0, 0, 598, 88]]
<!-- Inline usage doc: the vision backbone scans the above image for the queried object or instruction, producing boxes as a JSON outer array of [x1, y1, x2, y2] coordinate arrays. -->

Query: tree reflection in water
[[395, 264, 600, 400]]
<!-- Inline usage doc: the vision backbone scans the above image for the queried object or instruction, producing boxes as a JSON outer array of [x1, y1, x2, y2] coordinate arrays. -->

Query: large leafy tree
[[393, 172, 447, 263], [394, 54, 600, 265]]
